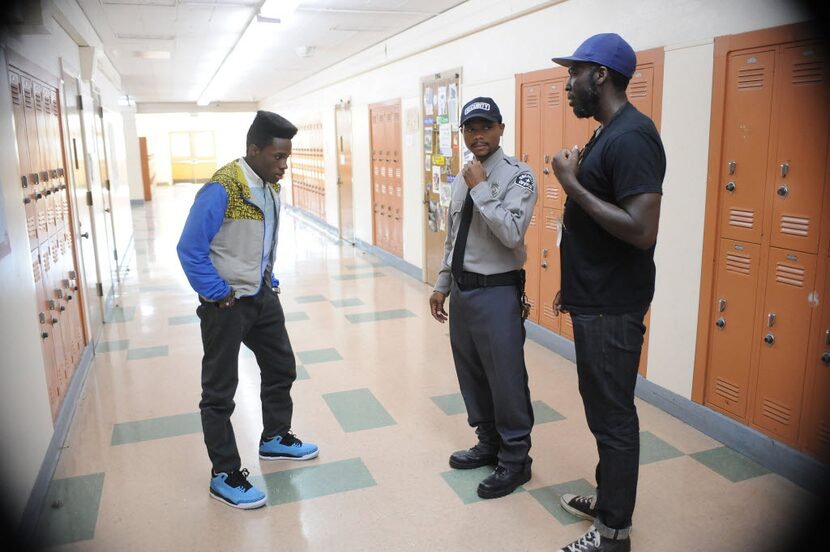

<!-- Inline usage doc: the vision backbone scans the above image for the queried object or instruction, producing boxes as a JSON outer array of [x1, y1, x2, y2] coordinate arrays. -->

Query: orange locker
[[539, 208, 561, 333], [524, 207, 541, 324], [751, 248, 817, 444], [541, 79, 566, 210], [768, 42, 829, 254], [369, 102, 402, 258], [704, 239, 763, 419], [802, 268, 830, 461], [521, 82, 543, 322], [718, 49, 776, 245]]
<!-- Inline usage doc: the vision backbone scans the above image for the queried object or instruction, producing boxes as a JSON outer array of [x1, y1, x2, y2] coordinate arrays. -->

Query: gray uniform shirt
[[434, 147, 538, 295]]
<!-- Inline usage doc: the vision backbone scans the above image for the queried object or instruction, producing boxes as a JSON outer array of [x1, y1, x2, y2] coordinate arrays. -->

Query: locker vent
[[776, 263, 805, 287], [542, 303, 555, 319], [544, 213, 557, 231], [34, 88, 43, 111], [524, 88, 539, 108], [729, 208, 754, 228], [546, 187, 560, 201], [714, 377, 740, 403], [564, 315, 573, 329], [761, 398, 791, 425], [725, 253, 751, 275], [546, 86, 561, 107], [23, 84, 33, 108], [530, 213, 537, 225], [629, 80, 648, 98], [737, 67, 766, 89], [818, 422, 830, 448], [780, 215, 809, 237], [791, 60, 824, 85], [32, 259, 41, 283], [10, 77, 20, 105], [816, 422, 830, 446]]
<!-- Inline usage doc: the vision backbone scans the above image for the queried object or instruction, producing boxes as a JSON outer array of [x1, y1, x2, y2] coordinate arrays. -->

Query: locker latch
[[728, 161, 736, 175], [718, 298, 727, 312], [767, 313, 776, 327], [780, 162, 789, 178], [825, 329, 830, 346]]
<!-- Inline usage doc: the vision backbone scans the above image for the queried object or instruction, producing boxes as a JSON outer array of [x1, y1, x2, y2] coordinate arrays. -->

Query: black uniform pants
[[571, 308, 647, 532], [196, 283, 296, 473], [449, 281, 534, 469]]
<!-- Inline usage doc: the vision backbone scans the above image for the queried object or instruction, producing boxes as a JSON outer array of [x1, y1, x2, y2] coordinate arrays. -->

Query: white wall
[[260, 0, 812, 399]]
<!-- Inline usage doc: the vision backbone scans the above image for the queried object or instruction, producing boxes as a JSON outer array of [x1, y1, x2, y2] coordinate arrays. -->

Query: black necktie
[[451, 190, 474, 282]]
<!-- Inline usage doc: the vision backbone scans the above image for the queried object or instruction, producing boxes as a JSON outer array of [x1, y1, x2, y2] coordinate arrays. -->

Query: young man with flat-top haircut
[[430, 96, 538, 500], [178, 110, 319, 510], [549, 34, 665, 551]]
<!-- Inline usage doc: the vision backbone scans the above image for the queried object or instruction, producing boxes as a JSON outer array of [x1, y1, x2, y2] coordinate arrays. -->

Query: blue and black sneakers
[[259, 431, 319, 461], [209, 468, 266, 509]]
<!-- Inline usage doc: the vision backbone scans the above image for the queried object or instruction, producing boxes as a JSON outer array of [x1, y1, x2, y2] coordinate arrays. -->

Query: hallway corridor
[[34, 185, 813, 551]]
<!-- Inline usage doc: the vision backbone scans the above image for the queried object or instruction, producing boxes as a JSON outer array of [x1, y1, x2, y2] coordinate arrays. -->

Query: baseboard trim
[[352, 238, 423, 281], [18, 343, 95, 540]]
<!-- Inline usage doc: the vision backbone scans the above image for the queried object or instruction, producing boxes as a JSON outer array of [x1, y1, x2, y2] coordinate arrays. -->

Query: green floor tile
[[35, 473, 105, 546], [431, 393, 466, 415], [529, 478, 595, 525], [690, 446, 769, 482], [95, 339, 129, 353], [345, 309, 416, 323], [168, 314, 200, 325], [126, 345, 169, 361], [285, 311, 309, 322], [295, 294, 327, 303], [322, 388, 396, 432], [106, 306, 135, 323], [111, 412, 202, 445], [441, 466, 526, 504], [297, 348, 342, 365], [532, 400, 566, 424], [296, 365, 310, 381], [639, 431, 684, 465], [333, 272, 385, 281], [330, 298, 365, 308], [249, 458, 376, 506]]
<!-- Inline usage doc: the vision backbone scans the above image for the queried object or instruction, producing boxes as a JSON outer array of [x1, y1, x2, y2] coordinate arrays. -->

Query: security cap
[[551, 33, 637, 79], [459, 97, 502, 127]]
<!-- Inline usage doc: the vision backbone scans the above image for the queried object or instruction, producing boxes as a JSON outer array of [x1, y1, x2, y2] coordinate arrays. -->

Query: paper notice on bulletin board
[[432, 154, 446, 166], [431, 165, 441, 194], [448, 84, 459, 129], [437, 86, 448, 116], [424, 86, 434, 115], [439, 183, 452, 208], [438, 123, 452, 156]]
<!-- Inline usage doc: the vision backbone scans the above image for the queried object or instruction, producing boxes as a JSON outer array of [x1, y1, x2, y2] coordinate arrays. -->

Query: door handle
[[80, 232, 89, 239], [822, 352, 830, 365], [776, 184, 789, 198], [763, 333, 775, 346], [725, 181, 736, 193], [715, 317, 726, 329]]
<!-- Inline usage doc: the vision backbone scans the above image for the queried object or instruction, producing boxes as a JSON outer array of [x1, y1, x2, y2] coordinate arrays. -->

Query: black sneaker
[[555, 526, 630, 552], [560, 493, 597, 521]]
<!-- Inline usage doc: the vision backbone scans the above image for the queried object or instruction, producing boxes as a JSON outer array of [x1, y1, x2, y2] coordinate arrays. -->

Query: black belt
[[455, 270, 524, 290]]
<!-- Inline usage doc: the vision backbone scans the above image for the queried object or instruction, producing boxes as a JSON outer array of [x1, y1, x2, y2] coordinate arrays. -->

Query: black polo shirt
[[560, 102, 666, 315]]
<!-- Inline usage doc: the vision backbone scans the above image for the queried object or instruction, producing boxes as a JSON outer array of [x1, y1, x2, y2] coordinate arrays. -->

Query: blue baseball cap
[[459, 96, 502, 127], [551, 33, 637, 79]]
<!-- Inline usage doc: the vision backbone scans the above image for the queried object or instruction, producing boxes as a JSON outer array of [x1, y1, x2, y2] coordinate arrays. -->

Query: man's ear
[[246, 143, 259, 157], [594, 66, 609, 86]]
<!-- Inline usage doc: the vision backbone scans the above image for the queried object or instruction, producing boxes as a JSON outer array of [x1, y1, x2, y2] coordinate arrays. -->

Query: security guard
[[429, 96, 538, 499]]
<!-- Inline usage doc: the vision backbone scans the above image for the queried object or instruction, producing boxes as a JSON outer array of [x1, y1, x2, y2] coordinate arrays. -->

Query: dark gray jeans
[[571, 308, 647, 533], [197, 283, 296, 473], [449, 281, 534, 469]]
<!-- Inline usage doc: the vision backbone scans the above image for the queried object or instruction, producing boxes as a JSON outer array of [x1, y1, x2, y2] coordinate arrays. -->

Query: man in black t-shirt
[[548, 34, 665, 552]]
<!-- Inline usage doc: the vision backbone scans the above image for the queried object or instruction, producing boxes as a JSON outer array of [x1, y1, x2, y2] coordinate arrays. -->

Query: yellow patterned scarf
[[210, 160, 280, 221]]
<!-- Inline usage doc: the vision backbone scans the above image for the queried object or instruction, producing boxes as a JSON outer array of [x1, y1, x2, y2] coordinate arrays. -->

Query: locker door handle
[[718, 298, 727, 312], [767, 313, 776, 327], [763, 333, 775, 346], [80, 232, 89, 239], [776, 185, 789, 198], [822, 352, 830, 365], [543, 168, 550, 175], [715, 317, 726, 329], [41, 331, 49, 340], [725, 181, 736, 193], [780, 162, 789, 177], [541, 261, 548, 269], [728, 161, 736, 175]]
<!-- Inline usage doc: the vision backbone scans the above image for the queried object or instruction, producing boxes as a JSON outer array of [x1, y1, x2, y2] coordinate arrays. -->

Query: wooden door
[[751, 248, 818, 444], [336, 104, 355, 243], [704, 240, 763, 419]]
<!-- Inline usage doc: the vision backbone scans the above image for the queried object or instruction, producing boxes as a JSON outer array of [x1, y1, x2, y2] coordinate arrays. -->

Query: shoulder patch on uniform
[[513, 171, 535, 192]]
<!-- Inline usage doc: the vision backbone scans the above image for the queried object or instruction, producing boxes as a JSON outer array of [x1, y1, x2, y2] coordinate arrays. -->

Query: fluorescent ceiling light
[[259, 0, 300, 22]]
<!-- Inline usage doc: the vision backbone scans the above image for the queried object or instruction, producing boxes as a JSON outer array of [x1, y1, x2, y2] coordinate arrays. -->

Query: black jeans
[[196, 283, 296, 473], [571, 308, 647, 532]]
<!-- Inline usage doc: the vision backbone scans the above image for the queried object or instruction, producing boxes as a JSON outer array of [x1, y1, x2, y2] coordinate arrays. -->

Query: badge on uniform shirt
[[514, 171, 534, 192], [490, 180, 500, 198]]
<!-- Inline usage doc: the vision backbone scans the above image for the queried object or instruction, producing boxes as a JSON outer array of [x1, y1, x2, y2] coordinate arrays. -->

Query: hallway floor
[[35, 185, 813, 551]]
